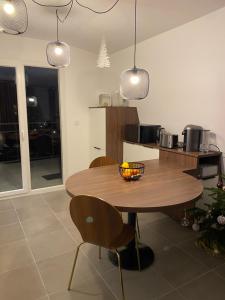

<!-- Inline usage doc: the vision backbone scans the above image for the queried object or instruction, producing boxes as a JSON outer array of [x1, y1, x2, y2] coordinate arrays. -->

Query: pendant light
[[120, 0, 149, 100], [31, 0, 73, 8], [0, 0, 28, 35], [46, 11, 70, 68]]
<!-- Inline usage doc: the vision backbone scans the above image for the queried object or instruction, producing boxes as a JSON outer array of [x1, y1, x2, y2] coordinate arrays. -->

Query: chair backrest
[[89, 156, 117, 168], [70, 195, 123, 248]]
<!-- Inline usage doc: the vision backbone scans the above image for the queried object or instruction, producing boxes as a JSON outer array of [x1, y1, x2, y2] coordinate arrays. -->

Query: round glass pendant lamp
[[120, 0, 149, 100], [120, 67, 149, 100], [46, 41, 70, 68], [31, 0, 73, 7], [0, 0, 28, 35]]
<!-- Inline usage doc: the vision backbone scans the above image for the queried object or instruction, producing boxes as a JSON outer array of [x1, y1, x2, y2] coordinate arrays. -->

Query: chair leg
[[136, 215, 141, 239], [135, 233, 141, 272], [68, 242, 84, 291], [99, 246, 102, 259], [115, 250, 125, 300]]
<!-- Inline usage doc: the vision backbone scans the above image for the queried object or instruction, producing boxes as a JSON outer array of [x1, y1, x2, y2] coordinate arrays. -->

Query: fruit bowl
[[119, 162, 145, 181]]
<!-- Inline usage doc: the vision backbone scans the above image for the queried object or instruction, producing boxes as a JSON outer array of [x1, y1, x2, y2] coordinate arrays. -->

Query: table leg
[[108, 212, 154, 271]]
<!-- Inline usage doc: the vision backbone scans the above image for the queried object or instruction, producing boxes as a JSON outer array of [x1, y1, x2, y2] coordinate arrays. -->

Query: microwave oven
[[124, 124, 162, 144]]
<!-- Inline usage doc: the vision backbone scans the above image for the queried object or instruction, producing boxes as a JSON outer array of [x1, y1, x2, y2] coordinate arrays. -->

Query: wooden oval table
[[66, 159, 203, 271]]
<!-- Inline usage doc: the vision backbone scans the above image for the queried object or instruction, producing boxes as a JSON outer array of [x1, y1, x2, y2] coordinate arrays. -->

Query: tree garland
[[188, 176, 225, 256]]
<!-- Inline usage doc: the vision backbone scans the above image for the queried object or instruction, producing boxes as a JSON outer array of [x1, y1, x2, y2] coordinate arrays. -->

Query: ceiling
[[23, 0, 225, 53]]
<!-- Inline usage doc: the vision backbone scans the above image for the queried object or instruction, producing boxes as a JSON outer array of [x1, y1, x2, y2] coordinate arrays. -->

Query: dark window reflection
[[25, 67, 62, 189], [0, 66, 22, 192]]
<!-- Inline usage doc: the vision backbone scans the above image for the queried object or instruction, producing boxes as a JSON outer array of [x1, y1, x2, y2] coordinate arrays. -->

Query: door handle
[[94, 147, 101, 150]]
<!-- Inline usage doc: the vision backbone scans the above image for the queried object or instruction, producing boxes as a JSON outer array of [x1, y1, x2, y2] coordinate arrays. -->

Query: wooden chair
[[89, 156, 141, 239], [68, 195, 140, 300], [89, 156, 117, 168]]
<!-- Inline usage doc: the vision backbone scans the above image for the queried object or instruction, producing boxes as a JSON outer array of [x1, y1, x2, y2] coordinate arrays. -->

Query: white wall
[[0, 34, 101, 184], [102, 7, 225, 158]]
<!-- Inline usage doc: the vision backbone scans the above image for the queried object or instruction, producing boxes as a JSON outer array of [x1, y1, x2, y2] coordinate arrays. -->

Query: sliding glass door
[[0, 64, 63, 197], [0, 66, 23, 193], [24, 66, 62, 189]]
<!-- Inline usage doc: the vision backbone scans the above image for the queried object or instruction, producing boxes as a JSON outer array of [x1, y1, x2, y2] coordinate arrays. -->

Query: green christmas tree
[[188, 176, 225, 256]]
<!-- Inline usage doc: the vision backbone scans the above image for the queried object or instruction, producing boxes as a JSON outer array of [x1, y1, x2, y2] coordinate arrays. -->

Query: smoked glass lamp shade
[[31, 0, 72, 7], [120, 67, 149, 100], [46, 41, 70, 68], [0, 0, 28, 35]]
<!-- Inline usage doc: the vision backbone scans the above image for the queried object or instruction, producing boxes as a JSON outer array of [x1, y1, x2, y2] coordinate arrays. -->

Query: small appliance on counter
[[124, 124, 162, 144], [182, 124, 203, 152], [99, 93, 111, 106], [160, 131, 178, 149]]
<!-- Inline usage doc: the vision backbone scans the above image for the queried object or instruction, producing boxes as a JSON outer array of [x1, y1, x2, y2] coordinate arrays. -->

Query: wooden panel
[[106, 107, 139, 163], [159, 149, 198, 170]]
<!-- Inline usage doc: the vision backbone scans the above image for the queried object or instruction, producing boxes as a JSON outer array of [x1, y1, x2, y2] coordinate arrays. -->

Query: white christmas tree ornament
[[97, 37, 111, 68]]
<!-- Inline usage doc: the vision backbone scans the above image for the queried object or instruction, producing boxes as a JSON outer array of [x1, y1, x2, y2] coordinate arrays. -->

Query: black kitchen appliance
[[182, 124, 203, 152], [124, 124, 161, 144]]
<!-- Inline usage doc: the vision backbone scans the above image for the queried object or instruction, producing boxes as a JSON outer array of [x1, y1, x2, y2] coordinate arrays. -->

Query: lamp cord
[[56, 10, 59, 41], [32, 0, 121, 34], [31, 0, 73, 8], [75, 0, 120, 14], [134, 0, 137, 68], [56, 0, 74, 24], [31, 0, 120, 16]]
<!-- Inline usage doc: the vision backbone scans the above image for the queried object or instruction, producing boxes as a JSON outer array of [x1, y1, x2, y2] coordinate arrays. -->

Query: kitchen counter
[[124, 140, 221, 158]]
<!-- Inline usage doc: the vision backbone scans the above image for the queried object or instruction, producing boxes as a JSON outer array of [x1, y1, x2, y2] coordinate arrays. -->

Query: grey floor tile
[[215, 263, 225, 279], [179, 271, 225, 300], [17, 205, 53, 222], [178, 238, 225, 269], [21, 215, 63, 238], [140, 227, 173, 253], [0, 264, 46, 300], [0, 240, 33, 274], [150, 218, 197, 244], [159, 290, 185, 300], [38, 251, 102, 295], [55, 210, 75, 229], [0, 209, 18, 226], [0, 199, 13, 211], [2, 191, 224, 300], [49, 274, 116, 300], [12, 194, 47, 210], [28, 229, 76, 262], [104, 266, 173, 300], [0, 223, 24, 246], [55, 211, 82, 242], [43, 190, 71, 212], [153, 246, 208, 288], [82, 244, 116, 274], [137, 212, 168, 227], [67, 226, 83, 243]]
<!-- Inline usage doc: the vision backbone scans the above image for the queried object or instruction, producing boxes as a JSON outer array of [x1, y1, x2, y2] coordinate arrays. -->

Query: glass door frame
[[0, 59, 65, 198]]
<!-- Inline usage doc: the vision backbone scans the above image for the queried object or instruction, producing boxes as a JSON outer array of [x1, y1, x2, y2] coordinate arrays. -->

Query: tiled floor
[[0, 190, 225, 300], [0, 158, 62, 193]]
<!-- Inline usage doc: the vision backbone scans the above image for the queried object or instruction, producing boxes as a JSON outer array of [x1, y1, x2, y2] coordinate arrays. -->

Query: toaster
[[160, 132, 178, 149]]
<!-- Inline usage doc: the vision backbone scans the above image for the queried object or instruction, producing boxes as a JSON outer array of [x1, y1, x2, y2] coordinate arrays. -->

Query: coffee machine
[[182, 125, 203, 152]]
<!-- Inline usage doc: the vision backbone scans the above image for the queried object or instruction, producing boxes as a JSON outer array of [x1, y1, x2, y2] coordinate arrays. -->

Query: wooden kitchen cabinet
[[89, 107, 139, 163]]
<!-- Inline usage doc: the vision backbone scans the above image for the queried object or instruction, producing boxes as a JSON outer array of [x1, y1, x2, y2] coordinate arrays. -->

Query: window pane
[[25, 67, 62, 189], [0, 66, 22, 192]]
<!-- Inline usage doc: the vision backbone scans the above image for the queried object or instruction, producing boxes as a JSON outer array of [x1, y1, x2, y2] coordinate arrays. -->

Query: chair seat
[[109, 224, 135, 249]]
